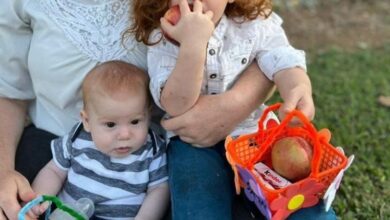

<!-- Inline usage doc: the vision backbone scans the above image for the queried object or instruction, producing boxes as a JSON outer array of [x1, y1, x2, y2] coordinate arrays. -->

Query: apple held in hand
[[162, 4, 193, 45], [164, 5, 181, 26], [163, 5, 181, 45], [271, 136, 313, 182]]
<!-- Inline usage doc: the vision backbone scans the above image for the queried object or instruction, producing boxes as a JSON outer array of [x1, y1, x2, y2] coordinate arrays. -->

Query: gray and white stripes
[[51, 124, 168, 219]]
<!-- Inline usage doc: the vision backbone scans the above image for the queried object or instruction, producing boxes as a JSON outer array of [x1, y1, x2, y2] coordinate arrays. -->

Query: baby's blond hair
[[82, 61, 150, 110]]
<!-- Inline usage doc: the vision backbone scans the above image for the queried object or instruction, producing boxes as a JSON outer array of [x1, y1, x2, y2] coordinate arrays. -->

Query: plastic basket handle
[[258, 103, 318, 138], [257, 103, 282, 133], [225, 135, 242, 194], [280, 110, 317, 138]]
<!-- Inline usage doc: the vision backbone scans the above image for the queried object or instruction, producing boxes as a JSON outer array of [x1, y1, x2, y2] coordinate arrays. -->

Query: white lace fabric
[[41, 0, 134, 62]]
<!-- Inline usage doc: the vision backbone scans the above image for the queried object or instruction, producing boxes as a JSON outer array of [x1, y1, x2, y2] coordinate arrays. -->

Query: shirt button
[[241, 58, 247, 64], [209, 49, 216, 55], [210, 73, 217, 79]]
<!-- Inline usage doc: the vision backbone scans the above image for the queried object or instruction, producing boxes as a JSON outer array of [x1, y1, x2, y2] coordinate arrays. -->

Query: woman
[[0, 0, 273, 219]]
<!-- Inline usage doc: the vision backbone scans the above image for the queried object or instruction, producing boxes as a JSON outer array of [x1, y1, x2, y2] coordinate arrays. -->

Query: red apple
[[271, 136, 313, 182], [163, 4, 193, 45], [164, 5, 181, 26]]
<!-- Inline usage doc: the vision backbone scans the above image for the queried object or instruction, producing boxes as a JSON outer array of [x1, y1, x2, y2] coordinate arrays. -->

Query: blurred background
[[270, 0, 390, 219]]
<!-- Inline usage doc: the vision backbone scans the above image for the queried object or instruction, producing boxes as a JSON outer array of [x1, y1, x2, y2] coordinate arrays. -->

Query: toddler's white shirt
[[147, 13, 306, 136]]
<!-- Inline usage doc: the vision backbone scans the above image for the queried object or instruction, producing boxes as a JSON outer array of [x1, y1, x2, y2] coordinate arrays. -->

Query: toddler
[[130, 0, 334, 219], [132, 0, 314, 129]]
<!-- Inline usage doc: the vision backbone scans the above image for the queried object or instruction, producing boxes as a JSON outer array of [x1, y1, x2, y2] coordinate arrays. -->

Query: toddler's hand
[[160, 0, 214, 46], [279, 86, 314, 124], [274, 68, 315, 124]]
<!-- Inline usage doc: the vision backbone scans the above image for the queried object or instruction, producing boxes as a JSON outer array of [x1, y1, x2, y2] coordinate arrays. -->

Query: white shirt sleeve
[[0, 0, 35, 99], [256, 13, 307, 81], [147, 30, 180, 110]]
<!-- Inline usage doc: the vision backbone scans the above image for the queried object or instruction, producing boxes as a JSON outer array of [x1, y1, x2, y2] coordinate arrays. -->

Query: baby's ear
[[80, 110, 91, 132]]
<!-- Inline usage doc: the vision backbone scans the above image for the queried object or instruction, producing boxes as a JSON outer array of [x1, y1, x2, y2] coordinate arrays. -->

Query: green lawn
[[269, 45, 390, 219]]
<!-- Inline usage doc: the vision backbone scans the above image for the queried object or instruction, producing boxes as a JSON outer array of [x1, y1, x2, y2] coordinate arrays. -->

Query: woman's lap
[[16, 126, 337, 220], [167, 137, 235, 220], [15, 124, 56, 183], [167, 137, 337, 220]]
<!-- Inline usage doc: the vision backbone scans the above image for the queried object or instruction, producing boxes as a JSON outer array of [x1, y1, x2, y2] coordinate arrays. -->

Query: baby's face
[[81, 94, 150, 158]]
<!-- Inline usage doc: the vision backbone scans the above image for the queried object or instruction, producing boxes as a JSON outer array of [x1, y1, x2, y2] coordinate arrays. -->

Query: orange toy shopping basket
[[225, 103, 353, 220]]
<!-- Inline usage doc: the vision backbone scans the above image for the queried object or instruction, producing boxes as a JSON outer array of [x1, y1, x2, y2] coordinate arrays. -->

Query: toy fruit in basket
[[271, 136, 313, 182]]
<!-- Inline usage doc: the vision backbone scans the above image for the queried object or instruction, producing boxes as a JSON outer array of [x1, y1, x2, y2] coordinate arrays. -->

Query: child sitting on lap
[[29, 61, 169, 219]]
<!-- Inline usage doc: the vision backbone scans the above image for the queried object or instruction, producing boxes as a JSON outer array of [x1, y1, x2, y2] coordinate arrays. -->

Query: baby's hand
[[161, 0, 214, 46], [26, 201, 51, 219]]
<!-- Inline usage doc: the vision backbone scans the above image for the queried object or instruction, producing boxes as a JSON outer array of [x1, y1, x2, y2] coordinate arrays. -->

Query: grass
[[269, 45, 390, 219]]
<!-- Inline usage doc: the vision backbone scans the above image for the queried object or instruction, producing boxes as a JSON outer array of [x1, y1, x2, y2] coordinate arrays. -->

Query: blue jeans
[[168, 137, 337, 220]]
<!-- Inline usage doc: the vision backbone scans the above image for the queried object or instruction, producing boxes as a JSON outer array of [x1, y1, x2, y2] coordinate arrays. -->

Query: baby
[[29, 61, 169, 219]]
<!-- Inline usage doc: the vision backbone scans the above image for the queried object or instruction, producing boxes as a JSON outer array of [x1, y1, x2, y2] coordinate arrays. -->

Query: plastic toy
[[225, 103, 354, 220], [18, 195, 94, 220]]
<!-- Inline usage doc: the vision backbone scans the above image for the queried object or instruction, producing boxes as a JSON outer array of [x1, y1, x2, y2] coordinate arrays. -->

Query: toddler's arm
[[161, 62, 275, 146], [159, 0, 214, 116], [254, 13, 313, 120], [135, 182, 169, 220]]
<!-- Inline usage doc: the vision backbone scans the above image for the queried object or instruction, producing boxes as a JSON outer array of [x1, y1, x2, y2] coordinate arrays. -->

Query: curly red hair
[[126, 0, 272, 45]]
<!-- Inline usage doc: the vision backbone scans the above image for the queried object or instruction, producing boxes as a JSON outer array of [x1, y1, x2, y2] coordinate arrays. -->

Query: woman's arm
[[0, 0, 37, 217], [161, 61, 275, 146], [0, 98, 37, 218], [0, 98, 27, 172]]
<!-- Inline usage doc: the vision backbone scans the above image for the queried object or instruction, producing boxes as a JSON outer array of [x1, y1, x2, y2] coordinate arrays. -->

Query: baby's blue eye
[[105, 122, 116, 128], [131, 119, 139, 125]]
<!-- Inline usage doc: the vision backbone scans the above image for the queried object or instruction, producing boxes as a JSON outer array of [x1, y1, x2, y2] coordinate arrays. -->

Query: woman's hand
[[161, 93, 238, 146], [0, 169, 36, 220], [0, 98, 33, 220], [161, 62, 275, 146]]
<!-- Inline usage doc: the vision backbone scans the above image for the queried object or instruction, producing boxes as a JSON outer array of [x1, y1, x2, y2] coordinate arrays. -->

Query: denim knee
[[168, 138, 234, 220]]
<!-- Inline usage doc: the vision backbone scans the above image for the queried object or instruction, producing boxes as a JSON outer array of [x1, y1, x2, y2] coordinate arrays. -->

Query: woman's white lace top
[[0, 0, 146, 136], [41, 0, 133, 61]]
